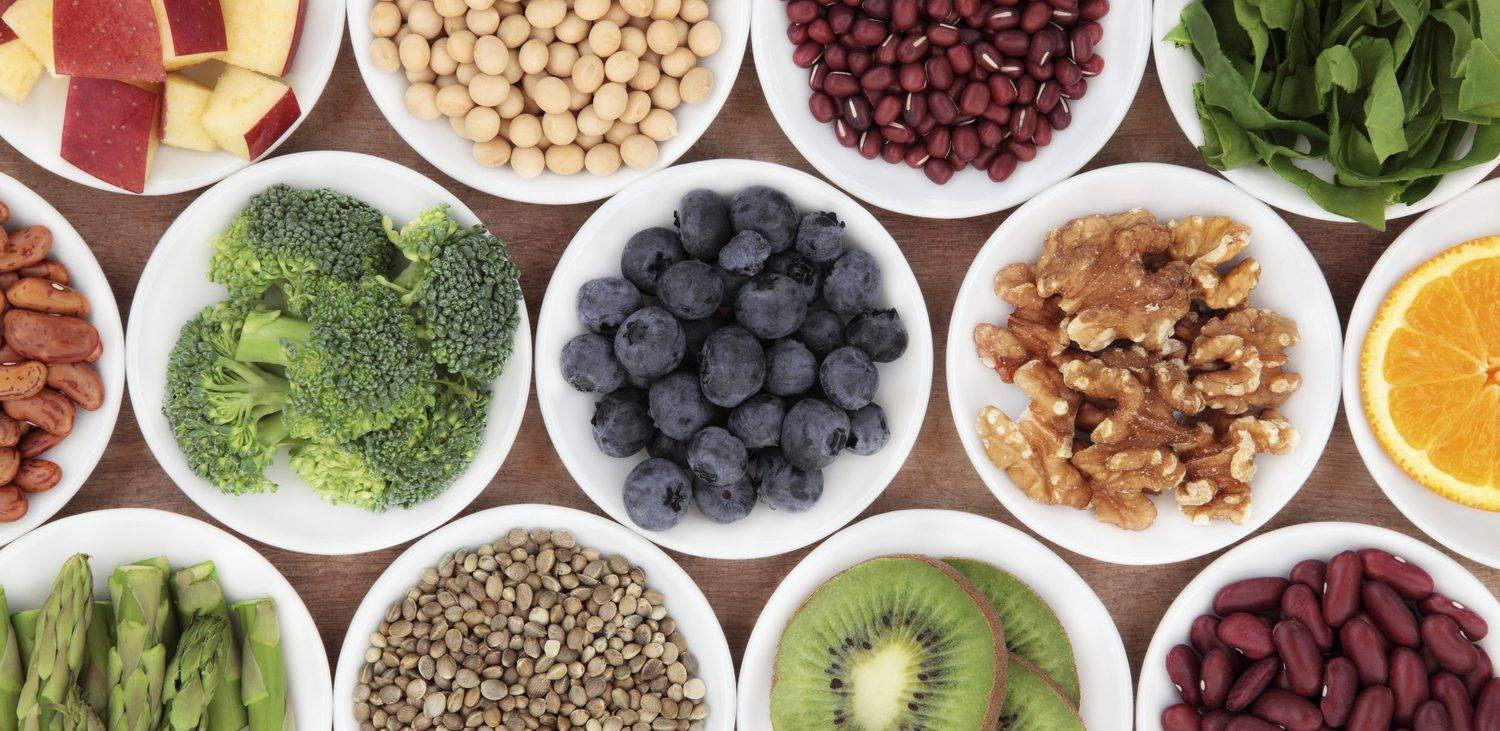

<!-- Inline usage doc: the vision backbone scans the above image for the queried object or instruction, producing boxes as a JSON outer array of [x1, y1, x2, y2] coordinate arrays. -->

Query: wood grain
[[3, 41, 1496, 704]]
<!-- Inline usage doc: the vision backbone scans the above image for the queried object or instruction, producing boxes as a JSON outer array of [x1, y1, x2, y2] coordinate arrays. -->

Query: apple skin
[[156, 0, 226, 60], [279, 0, 305, 75], [242, 87, 299, 159], [0, 0, 18, 44], [60, 77, 160, 193], [53, 0, 166, 82]]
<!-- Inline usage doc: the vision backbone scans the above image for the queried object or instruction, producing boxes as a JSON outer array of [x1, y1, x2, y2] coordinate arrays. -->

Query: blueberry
[[820, 346, 878, 410], [728, 393, 785, 448], [823, 249, 881, 316], [764, 251, 823, 304], [648, 432, 690, 468], [846, 403, 890, 455], [626, 370, 652, 390], [590, 388, 652, 457], [716, 267, 749, 299], [614, 307, 685, 380], [846, 308, 908, 362], [647, 371, 714, 440], [687, 426, 748, 486], [677, 189, 734, 260], [622, 457, 691, 531], [795, 211, 846, 264], [780, 398, 850, 471], [698, 326, 765, 407], [561, 333, 626, 393], [678, 314, 721, 366], [734, 273, 808, 339], [657, 260, 723, 320], [693, 474, 756, 524], [718, 230, 773, 277], [730, 185, 799, 251], [577, 276, 643, 333], [620, 227, 687, 295], [757, 449, 824, 512], [764, 339, 817, 397], [796, 307, 846, 357]]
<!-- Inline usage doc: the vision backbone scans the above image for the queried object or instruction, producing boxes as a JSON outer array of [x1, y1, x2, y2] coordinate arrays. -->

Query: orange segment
[[1401, 276, 1484, 356], [1450, 257, 1500, 357], [1387, 377, 1482, 449], [1382, 329, 1483, 385]]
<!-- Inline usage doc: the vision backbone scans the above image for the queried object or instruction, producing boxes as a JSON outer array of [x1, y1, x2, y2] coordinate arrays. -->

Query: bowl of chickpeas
[[350, 0, 748, 204]]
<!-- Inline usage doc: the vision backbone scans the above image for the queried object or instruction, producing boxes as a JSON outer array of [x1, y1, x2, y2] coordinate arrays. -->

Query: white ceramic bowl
[[1136, 521, 1500, 727], [737, 509, 1133, 729], [0, 508, 332, 725], [947, 163, 1342, 565], [347, 0, 749, 205], [1343, 178, 1500, 569], [750, 0, 1151, 219], [534, 159, 932, 559], [0, 1, 344, 196], [0, 172, 124, 546], [333, 503, 737, 729], [1151, 0, 1500, 225], [125, 150, 532, 555]]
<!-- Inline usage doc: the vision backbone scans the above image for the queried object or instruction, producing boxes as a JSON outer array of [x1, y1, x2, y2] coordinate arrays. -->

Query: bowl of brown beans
[[752, 0, 1149, 218], [1138, 521, 1500, 730]]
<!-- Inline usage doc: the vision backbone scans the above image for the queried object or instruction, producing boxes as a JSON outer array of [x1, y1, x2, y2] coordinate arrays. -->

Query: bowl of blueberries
[[535, 159, 932, 559]]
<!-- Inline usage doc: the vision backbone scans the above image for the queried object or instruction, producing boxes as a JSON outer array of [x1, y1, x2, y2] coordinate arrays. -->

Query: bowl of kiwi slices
[[736, 508, 1133, 728]]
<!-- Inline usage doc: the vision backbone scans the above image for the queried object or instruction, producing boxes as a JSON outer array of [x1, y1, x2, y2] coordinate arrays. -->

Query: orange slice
[[1362, 236, 1500, 510]]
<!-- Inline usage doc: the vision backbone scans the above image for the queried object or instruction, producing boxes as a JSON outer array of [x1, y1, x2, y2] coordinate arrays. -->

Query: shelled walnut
[[973, 209, 1300, 530]]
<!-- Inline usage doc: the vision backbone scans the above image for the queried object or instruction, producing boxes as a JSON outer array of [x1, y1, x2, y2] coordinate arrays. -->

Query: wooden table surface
[[3, 40, 1497, 709]]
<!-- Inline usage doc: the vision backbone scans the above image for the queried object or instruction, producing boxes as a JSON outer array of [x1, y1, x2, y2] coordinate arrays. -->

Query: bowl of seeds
[[335, 503, 736, 730]]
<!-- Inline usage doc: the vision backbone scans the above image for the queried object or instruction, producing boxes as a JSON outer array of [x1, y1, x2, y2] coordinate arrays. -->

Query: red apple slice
[[0, 38, 42, 103], [60, 77, 161, 193], [151, 0, 226, 70], [161, 72, 216, 151], [201, 65, 299, 160], [0, 0, 19, 44], [1, 0, 51, 74], [53, 0, 165, 82], [221, 0, 305, 77]]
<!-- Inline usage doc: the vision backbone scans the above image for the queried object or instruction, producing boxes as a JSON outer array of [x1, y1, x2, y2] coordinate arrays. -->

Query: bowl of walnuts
[[947, 163, 1342, 565], [348, 0, 749, 205]]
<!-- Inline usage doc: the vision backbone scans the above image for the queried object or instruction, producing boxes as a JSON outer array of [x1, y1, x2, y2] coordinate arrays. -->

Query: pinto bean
[[0, 485, 25, 522], [0, 447, 17, 484], [4, 310, 98, 363], [5, 278, 89, 316], [0, 360, 45, 400], [0, 414, 22, 447], [12, 459, 58, 493], [0, 226, 51, 272], [45, 362, 103, 410], [16, 260, 68, 284], [17, 428, 61, 458], [3, 389, 73, 436]]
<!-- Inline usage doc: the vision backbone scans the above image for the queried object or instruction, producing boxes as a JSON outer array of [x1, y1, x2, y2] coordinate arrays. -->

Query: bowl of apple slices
[[0, 0, 343, 195]]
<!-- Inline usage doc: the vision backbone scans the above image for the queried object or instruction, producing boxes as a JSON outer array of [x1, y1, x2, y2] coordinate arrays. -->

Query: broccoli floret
[[383, 205, 523, 383], [288, 441, 388, 510], [235, 279, 437, 443], [164, 302, 289, 495], [209, 184, 393, 310], [353, 380, 491, 510]]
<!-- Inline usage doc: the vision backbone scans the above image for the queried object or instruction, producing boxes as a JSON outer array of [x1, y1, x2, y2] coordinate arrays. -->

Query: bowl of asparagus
[[0, 508, 331, 728]]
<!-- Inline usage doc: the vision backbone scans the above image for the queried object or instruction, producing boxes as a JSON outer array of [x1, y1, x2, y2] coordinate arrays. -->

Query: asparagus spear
[[231, 600, 285, 731], [79, 602, 112, 717], [106, 564, 169, 731], [131, 558, 178, 660], [0, 588, 24, 731], [10, 611, 37, 666], [50, 689, 106, 731], [162, 615, 228, 731], [16, 553, 93, 731], [172, 563, 245, 731]]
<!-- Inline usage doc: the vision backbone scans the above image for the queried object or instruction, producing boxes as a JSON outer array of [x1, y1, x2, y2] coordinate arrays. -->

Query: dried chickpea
[[509, 113, 543, 146], [593, 81, 628, 120], [533, 76, 572, 113], [456, 61, 479, 84], [604, 120, 637, 144], [672, 17, 688, 44], [687, 20, 720, 56], [679, 65, 712, 103], [626, 15, 650, 30], [545, 144, 585, 174], [534, 26, 556, 43], [447, 30, 476, 62], [660, 47, 695, 77], [629, 61, 659, 90], [473, 137, 512, 167], [449, 114, 471, 139], [680, 0, 707, 22], [575, 0, 609, 19], [371, 2, 402, 36], [399, 34, 432, 71], [572, 55, 605, 93], [494, 0, 518, 12], [569, 83, 591, 110], [620, 26, 647, 56], [638, 107, 677, 141], [503, 51, 525, 81], [576, 105, 610, 135], [444, 15, 466, 33], [395, 26, 412, 43], [498, 14, 532, 46], [474, 35, 508, 74], [510, 146, 545, 178], [547, 41, 579, 76], [519, 39, 549, 73], [370, 38, 401, 71], [525, 0, 566, 28], [406, 66, 437, 83], [620, 0, 651, 18], [603, 2, 629, 24], [408, 1, 443, 36], [619, 134, 658, 168], [435, 0, 467, 17], [542, 111, 578, 144], [469, 73, 512, 106], [497, 87, 526, 117], [397, 0, 420, 15], [651, 0, 680, 19], [436, 83, 475, 116], [584, 142, 622, 175], [467, 6, 501, 34], [430, 39, 458, 75], [436, 73, 460, 87], [556, 12, 589, 42], [589, 21, 621, 57], [405, 83, 441, 119], [620, 90, 651, 123], [604, 51, 639, 83], [470, 0, 497, 7], [465, 105, 502, 141], [646, 19, 677, 55]]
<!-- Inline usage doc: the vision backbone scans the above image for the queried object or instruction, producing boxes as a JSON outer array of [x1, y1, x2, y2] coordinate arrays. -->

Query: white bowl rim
[[534, 157, 933, 560], [1134, 520, 1500, 726], [345, 0, 751, 205], [749, 0, 1153, 219], [0, 170, 125, 546], [946, 161, 1344, 565], [1341, 176, 1500, 569], [735, 508, 1135, 730], [124, 149, 532, 555], [332, 502, 739, 731]]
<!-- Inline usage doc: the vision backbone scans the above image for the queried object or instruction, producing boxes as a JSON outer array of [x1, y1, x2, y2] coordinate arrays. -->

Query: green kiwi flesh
[[944, 558, 1081, 704], [999, 657, 1083, 729], [771, 556, 1006, 730]]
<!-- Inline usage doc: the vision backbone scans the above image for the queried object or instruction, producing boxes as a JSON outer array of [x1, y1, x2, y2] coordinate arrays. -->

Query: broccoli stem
[[234, 312, 312, 366]]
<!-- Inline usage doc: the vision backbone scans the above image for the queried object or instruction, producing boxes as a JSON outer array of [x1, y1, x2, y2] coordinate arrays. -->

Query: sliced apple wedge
[[161, 72, 216, 151], [53, 0, 166, 82], [0, 0, 19, 43], [152, 0, 227, 70], [221, 0, 305, 77], [0, 39, 42, 103], [1, 0, 52, 74], [61, 77, 161, 193], [201, 65, 299, 160]]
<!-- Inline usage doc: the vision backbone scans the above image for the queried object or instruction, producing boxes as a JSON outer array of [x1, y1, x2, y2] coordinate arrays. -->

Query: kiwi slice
[[771, 555, 1007, 730], [944, 558, 1081, 704], [999, 657, 1084, 730]]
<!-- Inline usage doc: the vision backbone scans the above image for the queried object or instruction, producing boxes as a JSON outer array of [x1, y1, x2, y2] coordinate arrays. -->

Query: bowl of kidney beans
[[1137, 522, 1500, 731], [750, 0, 1149, 217]]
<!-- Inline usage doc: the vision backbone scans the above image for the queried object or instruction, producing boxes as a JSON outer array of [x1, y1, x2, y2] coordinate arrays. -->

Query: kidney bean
[[1219, 613, 1275, 660], [1322, 657, 1359, 727], [1214, 577, 1290, 617], [1324, 550, 1364, 628], [1019, 0, 1050, 30], [1349, 686, 1395, 731], [1464, 648, 1492, 699], [1199, 648, 1234, 710], [1414, 699, 1453, 731], [809, 93, 839, 122], [1228, 657, 1281, 712], [1266, 620, 1320, 697], [1201, 711, 1235, 731], [1277, 584, 1333, 652], [1358, 612, 1396, 654], [1225, 718, 1279, 731], [1289, 559, 1326, 595], [1421, 593, 1490, 641], [1431, 672, 1476, 731], [986, 150, 1017, 180], [1475, 680, 1500, 729], [1359, 549, 1434, 600], [1422, 615, 1480, 674], [922, 157, 953, 183], [1162, 703, 1203, 731], [1249, 690, 1322, 731], [1389, 647, 1430, 726], [1271, 664, 1292, 692], [1363, 581, 1421, 647], [1342, 617, 1390, 685], [1424, 644, 1445, 673]]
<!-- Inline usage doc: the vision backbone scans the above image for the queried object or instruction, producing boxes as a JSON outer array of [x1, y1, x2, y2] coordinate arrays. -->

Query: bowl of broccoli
[[125, 151, 531, 555]]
